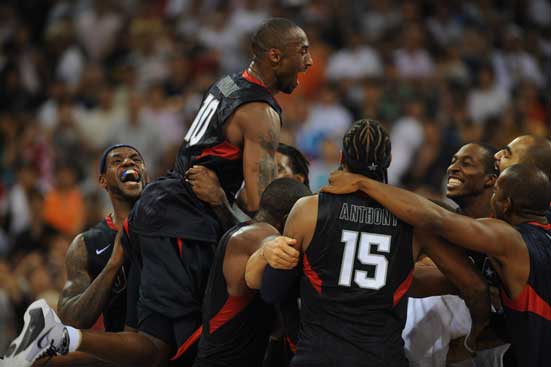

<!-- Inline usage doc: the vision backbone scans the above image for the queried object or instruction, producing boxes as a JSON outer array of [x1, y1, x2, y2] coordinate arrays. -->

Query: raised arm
[[322, 171, 521, 262], [235, 102, 280, 213], [58, 231, 125, 328]]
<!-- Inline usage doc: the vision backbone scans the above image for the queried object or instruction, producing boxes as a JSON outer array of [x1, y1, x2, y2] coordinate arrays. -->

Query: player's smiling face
[[101, 147, 146, 200], [276, 28, 312, 94], [494, 136, 533, 173], [446, 144, 493, 199]]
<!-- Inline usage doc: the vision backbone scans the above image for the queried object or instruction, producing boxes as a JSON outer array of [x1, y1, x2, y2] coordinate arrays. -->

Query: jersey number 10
[[185, 94, 220, 145], [338, 230, 391, 290]]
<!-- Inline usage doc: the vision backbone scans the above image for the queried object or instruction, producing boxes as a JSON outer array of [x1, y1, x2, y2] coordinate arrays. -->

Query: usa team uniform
[[501, 222, 551, 366], [124, 71, 282, 357], [292, 192, 414, 367], [194, 222, 275, 367], [82, 215, 127, 332]]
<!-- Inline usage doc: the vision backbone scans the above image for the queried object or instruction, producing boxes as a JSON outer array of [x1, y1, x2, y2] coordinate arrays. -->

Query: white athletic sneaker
[[0, 299, 69, 367]]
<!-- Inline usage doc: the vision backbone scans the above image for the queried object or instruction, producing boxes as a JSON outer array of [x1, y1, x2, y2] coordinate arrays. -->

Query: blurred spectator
[[388, 99, 426, 185], [108, 91, 162, 171], [326, 32, 382, 80], [309, 137, 340, 192], [0, 161, 39, 238], [297, 85, 352, 158], [75, 0, 123, 63], [394, 23, 435, 80], [42, 161, 85, 237], [467, 64, 509, 124]]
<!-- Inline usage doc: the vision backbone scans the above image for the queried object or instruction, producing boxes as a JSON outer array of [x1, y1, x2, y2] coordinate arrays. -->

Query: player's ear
[[294, 174, 305, 184], [484, 173, 498, 188], [268, 48, 282, 65], [503, 196, 513, 216], [99, 175, 108, 191], [339, 151, 344, 165]]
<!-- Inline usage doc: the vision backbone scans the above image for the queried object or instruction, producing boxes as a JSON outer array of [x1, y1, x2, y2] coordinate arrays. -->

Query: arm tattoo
[[255, 123, 278, 197], [58, 235, 123, 328]]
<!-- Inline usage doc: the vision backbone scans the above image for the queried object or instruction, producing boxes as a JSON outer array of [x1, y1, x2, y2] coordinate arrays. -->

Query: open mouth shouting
[[119, 168, 142, 189], [447, 175, 463, 189]]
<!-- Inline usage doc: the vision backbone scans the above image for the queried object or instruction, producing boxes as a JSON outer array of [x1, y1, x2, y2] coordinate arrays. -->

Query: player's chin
[[120, 183, 143, 198], [281, 83, 297, 94]]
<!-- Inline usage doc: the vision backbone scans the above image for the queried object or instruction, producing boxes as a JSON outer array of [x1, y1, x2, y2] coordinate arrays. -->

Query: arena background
[[0, 0, 549, 352]]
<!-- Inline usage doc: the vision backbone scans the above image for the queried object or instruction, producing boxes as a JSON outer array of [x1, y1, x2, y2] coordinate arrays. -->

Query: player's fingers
[[279, 244, 300, 258]]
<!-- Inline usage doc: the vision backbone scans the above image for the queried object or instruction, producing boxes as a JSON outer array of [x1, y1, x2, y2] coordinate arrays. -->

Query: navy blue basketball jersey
[[130, 71, 282, 241], [501, 222, 551, 366], [82, 215, 127, 332], [194, 222, 274, 366], [294, 192, 414, 367], [174, 71, 282, 199]]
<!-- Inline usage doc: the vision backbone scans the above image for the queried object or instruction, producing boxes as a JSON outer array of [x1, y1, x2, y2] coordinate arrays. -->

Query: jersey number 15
[[338, 230, 391, 290]]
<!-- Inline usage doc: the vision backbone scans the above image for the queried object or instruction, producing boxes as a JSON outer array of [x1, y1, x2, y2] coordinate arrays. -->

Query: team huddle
[[2, 18, 551, 367]]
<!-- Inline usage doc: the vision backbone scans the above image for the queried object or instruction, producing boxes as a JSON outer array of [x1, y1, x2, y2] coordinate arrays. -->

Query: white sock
[[66, 326, 82, 353]]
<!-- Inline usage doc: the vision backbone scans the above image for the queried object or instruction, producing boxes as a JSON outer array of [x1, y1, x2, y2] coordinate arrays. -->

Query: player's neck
[[110, 196, 133, 229], [247, 61, 278, 94], [456, 191, 492, 219], [253, 211, 280, 231]]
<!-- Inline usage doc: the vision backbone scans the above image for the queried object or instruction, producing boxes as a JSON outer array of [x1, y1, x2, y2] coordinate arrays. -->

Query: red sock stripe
[[170, 325, 203, 361], [209, 293, 254, 334], [501, 284, 551, 321], [177, 238, 183, 257], [393, 270, 414, 306], [303, 254, 322, 294]]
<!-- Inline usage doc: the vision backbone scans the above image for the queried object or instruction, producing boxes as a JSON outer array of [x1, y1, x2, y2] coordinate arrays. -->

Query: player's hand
[[109, 230, 125, 268], [262, 236, 299, 270], [185, 165, 226, 206], [321, 170, 364, 195]]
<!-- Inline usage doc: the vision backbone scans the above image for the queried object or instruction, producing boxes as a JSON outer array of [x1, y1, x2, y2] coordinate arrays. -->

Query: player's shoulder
[[293, 194, 318, 212], [232, 222, 279, 243]]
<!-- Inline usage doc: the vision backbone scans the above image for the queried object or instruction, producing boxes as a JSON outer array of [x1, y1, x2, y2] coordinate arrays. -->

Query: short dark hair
[[259, 178, 311, 224], [99, 144, 143, 174], [250, 18, 299, 58], [476, 143, 499, 176], [523, 136, 551, 181], [277, 143, 310, 188], [342, 119, 391, 182], [500, 164, 551, 215]]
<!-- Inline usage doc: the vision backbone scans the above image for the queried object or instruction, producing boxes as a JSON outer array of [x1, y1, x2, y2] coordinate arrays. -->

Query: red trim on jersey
[[123, 218, 129, 236], [303, 254, 322, 294], [528, 221, 551, 230], [105, 215, 119, 231], [285, 336, 297, 354], [195, 141, 241, 161], [501, 284, 551, 321], [393, 270, 414, 306], [209, 293, 254, 334], [242, 70, 269, 90], [177, 238, 183, 257], [171, 326, 203, 361]]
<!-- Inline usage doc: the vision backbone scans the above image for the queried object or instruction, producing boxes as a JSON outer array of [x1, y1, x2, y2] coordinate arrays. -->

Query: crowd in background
[[0, 0, 549, 353]]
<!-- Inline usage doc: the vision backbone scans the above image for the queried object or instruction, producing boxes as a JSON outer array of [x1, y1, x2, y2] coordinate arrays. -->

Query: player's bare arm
[[58, 232, 125, 328], [230, 102, 280, 213], [185, 165, 243, 230], [225, 224, 279, 296], [245, 235, 299, 290], [322, 170, 524, 263]]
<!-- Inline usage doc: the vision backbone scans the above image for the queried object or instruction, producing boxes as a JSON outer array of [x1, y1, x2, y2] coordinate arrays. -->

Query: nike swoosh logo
[[96, 244, 112, 255], [37, 327, 54, 349]]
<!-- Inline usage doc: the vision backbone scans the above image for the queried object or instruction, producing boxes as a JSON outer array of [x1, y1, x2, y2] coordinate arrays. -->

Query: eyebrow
[[504, 146, 512, 154]]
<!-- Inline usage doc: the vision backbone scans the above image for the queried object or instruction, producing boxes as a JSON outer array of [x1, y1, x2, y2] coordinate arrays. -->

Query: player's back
[[502, 222, 551, 366], [294, 192, 413, 367], [194, 222, 275, 367]]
